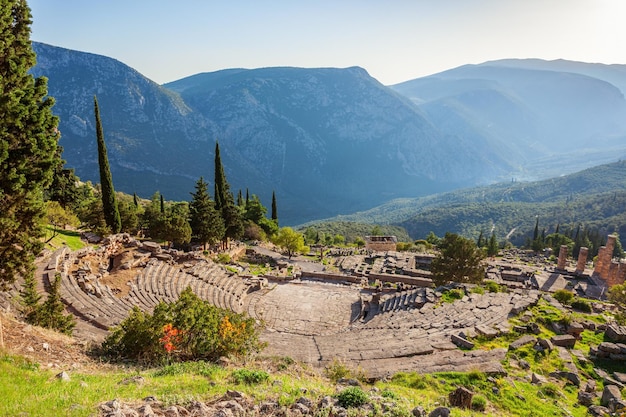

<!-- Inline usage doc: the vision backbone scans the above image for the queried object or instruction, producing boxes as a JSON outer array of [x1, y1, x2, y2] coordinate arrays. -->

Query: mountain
[[391, 59, 626, 180], [31, 44, 626, 225], [31, 43, 514, 224]]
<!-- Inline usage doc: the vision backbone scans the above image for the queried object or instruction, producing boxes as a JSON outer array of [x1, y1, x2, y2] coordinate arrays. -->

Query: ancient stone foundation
[[593, 235, 626, 287]]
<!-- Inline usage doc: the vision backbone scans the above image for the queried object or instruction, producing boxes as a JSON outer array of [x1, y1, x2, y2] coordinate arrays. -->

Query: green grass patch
[[44, 226, 85, 251], [231, 368, 269, 385]]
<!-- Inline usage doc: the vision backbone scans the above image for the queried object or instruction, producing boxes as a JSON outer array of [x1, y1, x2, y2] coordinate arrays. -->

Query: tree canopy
[[273, 227, 308, 259], [430, 232, 486, 287], [0, 0, 61, 287]]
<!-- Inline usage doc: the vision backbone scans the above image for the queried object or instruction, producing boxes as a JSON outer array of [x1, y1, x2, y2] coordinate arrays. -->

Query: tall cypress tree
[[214, 141, 230, 210], [189, 177, 224, 250], [0, 0, 61, 287], [213, 141, 242, 248], [94, 96, 121, 233], [271, 191, 278, 223]]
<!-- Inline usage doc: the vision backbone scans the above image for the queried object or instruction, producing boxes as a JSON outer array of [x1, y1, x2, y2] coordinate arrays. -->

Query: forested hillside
[[311, 160, 626, 245]]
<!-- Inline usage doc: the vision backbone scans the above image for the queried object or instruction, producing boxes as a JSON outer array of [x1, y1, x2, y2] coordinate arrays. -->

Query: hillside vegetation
[[312, 160, 626, 245]]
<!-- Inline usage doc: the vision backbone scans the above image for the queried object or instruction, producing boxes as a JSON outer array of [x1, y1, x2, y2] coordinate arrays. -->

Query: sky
[[28, 0, 626, 86]]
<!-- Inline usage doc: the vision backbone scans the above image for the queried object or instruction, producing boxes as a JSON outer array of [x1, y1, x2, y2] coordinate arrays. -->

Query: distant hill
[[391, 59, 626, 181], [31, 43, 626, 225], [314, 160, 626, 244]]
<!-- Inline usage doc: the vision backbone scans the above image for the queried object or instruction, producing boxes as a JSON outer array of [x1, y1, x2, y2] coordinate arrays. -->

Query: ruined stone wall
[[365, 236, 397, 252]]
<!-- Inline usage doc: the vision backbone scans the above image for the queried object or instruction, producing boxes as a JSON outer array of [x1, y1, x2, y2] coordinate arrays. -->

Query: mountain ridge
[[31, 42, 626, 225]]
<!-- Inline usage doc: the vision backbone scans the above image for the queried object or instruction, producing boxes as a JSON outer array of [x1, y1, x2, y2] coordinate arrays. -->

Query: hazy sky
[[28, 0, 626, 86]]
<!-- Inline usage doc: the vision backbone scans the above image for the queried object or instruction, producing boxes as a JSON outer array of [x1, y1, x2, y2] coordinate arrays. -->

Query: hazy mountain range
[[31, 42, 626, 225]]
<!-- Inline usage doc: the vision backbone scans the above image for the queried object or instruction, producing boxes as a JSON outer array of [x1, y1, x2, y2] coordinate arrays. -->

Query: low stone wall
[[300, 271, 363, 284], [368, 272, 433, 287]]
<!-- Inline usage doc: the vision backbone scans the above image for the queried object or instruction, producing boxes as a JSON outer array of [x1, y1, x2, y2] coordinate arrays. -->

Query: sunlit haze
[[28, 0, 626, 85]]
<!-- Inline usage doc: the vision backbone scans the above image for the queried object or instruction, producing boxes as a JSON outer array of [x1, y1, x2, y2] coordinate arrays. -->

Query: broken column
[[557, 245, 568, 270], [575, 247, 588, 274]]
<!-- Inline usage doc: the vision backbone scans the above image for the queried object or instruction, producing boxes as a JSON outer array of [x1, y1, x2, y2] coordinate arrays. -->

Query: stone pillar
[[576, 247, 588, 274], [619, 260, 626, 286], [595, 246, 607, 277], [557, 245, 568, 270], [609, 262, 620, 287], [603, 235, 618, 278]]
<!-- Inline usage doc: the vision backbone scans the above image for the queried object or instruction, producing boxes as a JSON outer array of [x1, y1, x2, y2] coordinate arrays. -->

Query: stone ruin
[[364, 235, 397, 252], [593, 234, 626, 287]]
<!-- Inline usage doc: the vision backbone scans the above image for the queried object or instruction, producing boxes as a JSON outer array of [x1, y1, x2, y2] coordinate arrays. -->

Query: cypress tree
[[133, 192, 139, 207], [160, 193, 165, 214], [237, 189, 243, 207], [245, 188, 250, 207], [214, 141, 226, 210], [271, 191, 278, 223], [213, 141, 243, 248], [533, 217, 539, 242], [189, 177, 224, 250], [0, 0, 61, 287], [477, 230, 484, 248], [94, 96, 121, 233]]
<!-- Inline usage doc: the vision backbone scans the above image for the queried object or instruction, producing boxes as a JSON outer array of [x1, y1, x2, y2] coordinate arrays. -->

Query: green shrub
[[553, 289, 574, 305], [231, 368, 269, 385], [336, 386, 369, 408], [101, 287, 263, 364], [484, 280, 501, 293], [471, 394, 487, 411], [441, 288, 465, 303], [381, 389, 399, 400], [216, 253, 231, 264], [470, 286, 485, 295], [324, 359, 352, 382], [571, 299, 592, 313], [152, 361, 219, 377]]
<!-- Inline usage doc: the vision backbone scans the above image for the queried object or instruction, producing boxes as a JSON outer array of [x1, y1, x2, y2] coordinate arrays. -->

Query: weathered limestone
[[594, 234, 626, 287], [576, 247, 588, 274], [557, 245, 568, 270]]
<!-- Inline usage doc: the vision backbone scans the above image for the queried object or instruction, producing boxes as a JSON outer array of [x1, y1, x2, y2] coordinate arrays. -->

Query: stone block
[[551, 334, 576, 348], [601, 384, 622, 408], [475, 325, 499, 339], [451, 334, 474, 350], [567, 322, 585, 337], [605, 325, 626, 342], [509, 335, 536, 350]]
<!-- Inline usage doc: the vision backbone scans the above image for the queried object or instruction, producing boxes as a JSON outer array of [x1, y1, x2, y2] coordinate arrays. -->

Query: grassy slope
[[1, 293, 622, 417]]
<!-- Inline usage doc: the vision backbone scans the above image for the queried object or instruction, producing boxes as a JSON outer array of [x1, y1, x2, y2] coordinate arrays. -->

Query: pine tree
[[189, 177, 224, 250], [20, 274, 42, 324], [94, 96, 121, 234], [38, 273, 75, 335], [271, 191, 278, 224], [0, 0, 61, 287], [430, 233, 486, 287]]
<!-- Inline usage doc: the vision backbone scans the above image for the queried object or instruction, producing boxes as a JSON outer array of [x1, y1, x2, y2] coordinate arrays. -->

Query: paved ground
[[251, 281, 360, 336]]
